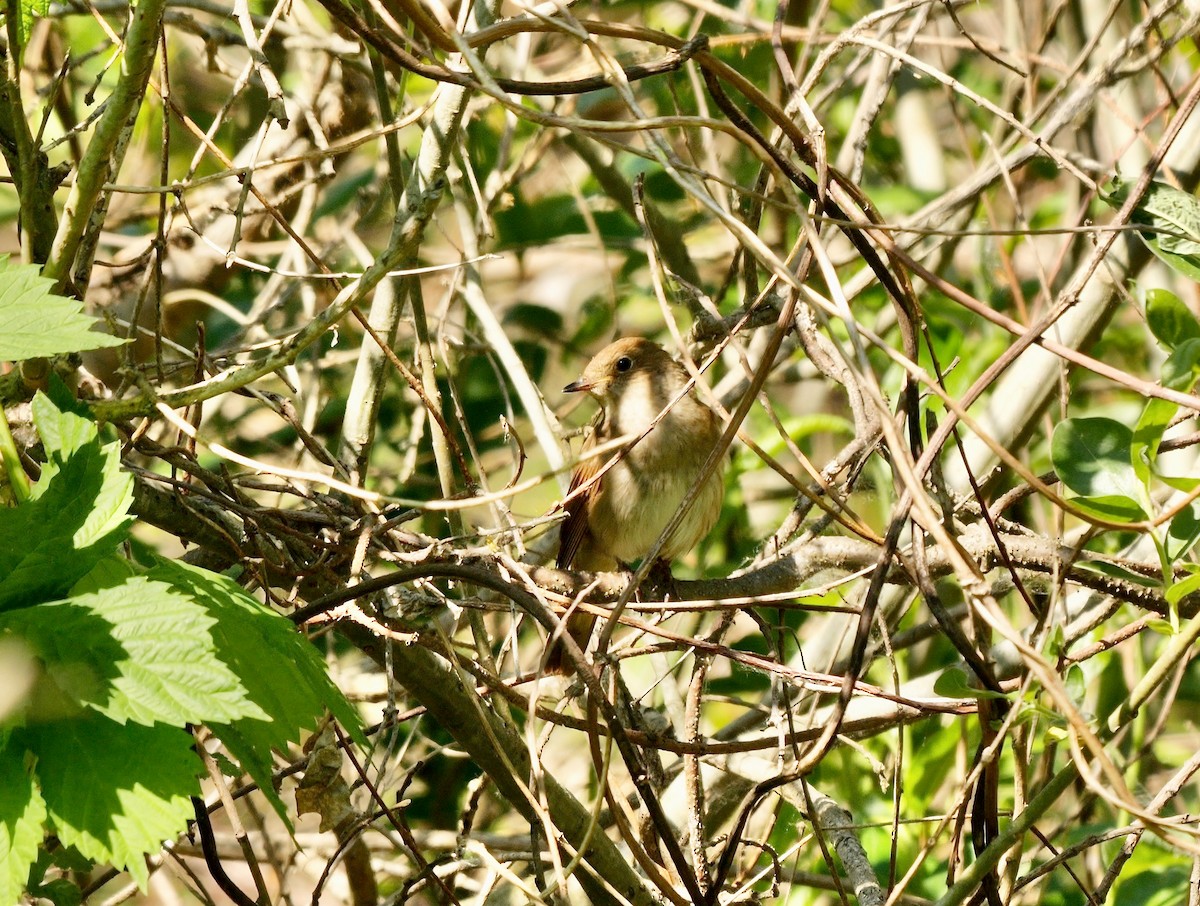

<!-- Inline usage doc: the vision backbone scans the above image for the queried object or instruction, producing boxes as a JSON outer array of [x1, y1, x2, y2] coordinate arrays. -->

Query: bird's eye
[[615, 356, 633, 373]]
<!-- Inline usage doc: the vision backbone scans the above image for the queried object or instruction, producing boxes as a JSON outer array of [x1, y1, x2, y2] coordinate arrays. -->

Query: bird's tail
[[544, 610, 596, 675]]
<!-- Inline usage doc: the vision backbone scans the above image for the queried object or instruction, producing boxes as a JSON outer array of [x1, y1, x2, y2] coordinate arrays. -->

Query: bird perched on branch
[[547, 337, 726, 674]]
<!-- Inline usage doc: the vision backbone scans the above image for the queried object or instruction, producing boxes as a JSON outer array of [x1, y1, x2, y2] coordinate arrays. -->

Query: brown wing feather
[[549, 418, 612, 674], [556, 451, 598, 568]]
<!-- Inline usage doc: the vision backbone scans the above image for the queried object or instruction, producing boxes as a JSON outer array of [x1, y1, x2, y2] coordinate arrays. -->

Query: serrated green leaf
[[83, 577, 263, 726], [0, 748, 46, 906], [69, 557, 138, 596], [30, 392, 100, 463], [147, 561, 363, 819], [0, 395, 133, 611], [0, 261, 123, 362], [1145, 289, 1200, 351], [1051, 417, 1147, 520], [16, 714, 201, 888], [153, 560, 363, 739], [211, 752, 241, 778], [28, 878, 81, 906], [12, 0, 52, 61], [0, 576, 264, 727], [41, 846, 92, 873]]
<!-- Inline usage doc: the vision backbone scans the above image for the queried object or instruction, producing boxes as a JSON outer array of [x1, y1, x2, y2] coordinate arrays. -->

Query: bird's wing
[[558, 414, 614, 570], [556, 451, 599, 568]]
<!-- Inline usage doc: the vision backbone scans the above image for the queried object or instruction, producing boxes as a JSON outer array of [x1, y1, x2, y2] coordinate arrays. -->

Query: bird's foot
[[644, 558, 678, 601]]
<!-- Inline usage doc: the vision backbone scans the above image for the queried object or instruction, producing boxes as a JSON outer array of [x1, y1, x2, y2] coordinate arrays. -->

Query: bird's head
[[563, 337, 678, 403]]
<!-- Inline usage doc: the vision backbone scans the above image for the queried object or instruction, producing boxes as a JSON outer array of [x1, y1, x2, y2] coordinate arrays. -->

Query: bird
[[546, 337, 726, 674]]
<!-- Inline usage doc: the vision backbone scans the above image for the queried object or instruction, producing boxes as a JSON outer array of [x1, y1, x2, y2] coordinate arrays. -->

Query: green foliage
[[0, 394, 134, 610], [0, 755, 45, 906], [1054, 292, 1200, 520], [1145, 289, 1200, 349], [492, 192, 640, 251], [0, 0, 51, 66], [1051, 417, 1147, 521], [0, 260, 123, 362], [932, 665, 1010, 700], [1053, 288, 1200, 621], [15, 717, 200, 889], [3, 570, 259, 726], [0, 394, 361, 900], [2, 0, 1198, 901], [166, 559, 365, 819], [1111, 855, 1190, 906], [1102, 179, 1200, 282]]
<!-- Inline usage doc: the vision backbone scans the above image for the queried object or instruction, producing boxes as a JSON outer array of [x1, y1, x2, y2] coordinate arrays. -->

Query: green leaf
[[502, 303, 564, 335], [908, 722, 960, 806], [1147, 246, 1200, 282], [1115, 864, 1193, 906], [147, 561, 363, 818], [0, 749, 46, 906], [492, 194, 638, 250], [1167, 502, 1200, 562], [1051, 417, 1147, 520], [1073, 559, 1160, 588], [786, 413, 856, 441], [1146, 617, 1176, 635], [0, 260, 123, 362], [69, 556, 139, 596], [1159, 473, 1200, 494], [28, 878, 81, 906], [0, 576, 264, 728], [1166, 570, 1200, 606], [1102, 179, 1200, 281], [30, 391, 103, 464], [1162, 338, 1200, 392], [568, 297, 614, 351], [1064, 664, 1086, 703], [1051, 417, 1137, 497], [9, 0, 52, 60], [0, 395, 134, 611], [1145, 289, 1200, 351], [0, 549, 364, 895], [16, 714, 201, 888], [1131, 398, 1176, 486], [933, 666, 1009, 701], [1066, 494, 1149, 523]]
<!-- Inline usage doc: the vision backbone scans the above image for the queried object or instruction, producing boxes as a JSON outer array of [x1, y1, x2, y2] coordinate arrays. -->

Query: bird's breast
[[588, 405, 723, 564]]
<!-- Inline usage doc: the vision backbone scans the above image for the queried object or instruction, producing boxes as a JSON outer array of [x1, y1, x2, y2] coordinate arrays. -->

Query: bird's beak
[[563, 377, 593, 393]]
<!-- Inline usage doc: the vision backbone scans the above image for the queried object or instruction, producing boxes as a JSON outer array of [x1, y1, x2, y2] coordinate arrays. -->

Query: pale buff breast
[[587, 402, 725, 565]]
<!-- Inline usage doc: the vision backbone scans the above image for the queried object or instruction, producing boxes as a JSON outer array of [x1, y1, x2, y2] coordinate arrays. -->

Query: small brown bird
[[547, 337, 726, 673]]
